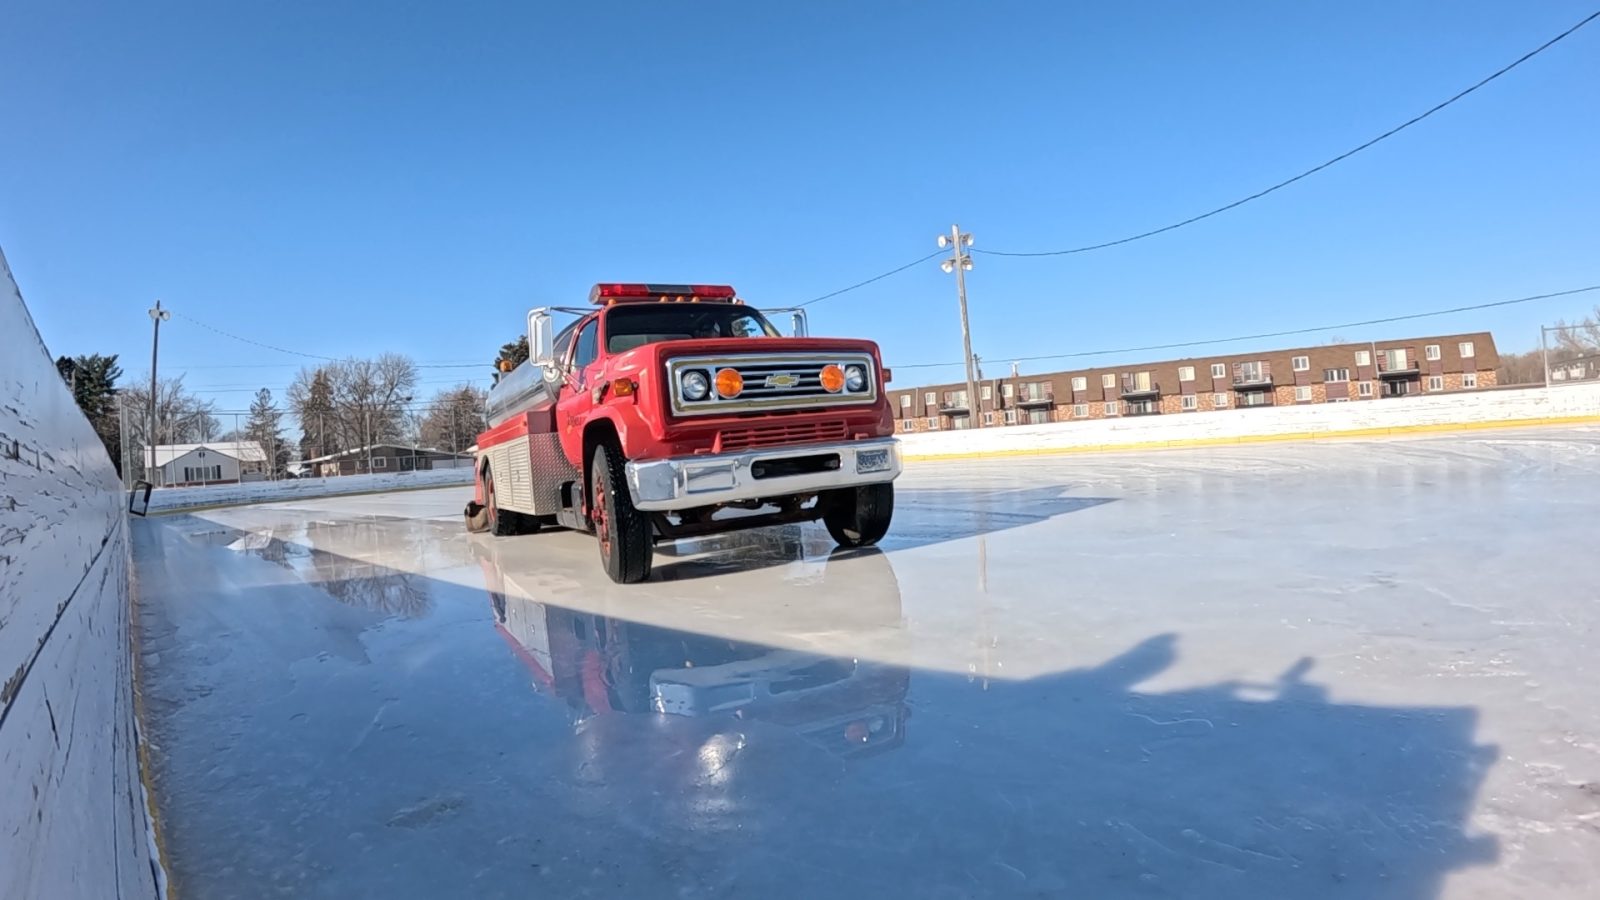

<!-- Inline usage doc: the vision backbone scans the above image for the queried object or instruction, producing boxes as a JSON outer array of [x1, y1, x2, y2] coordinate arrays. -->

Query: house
[[144, 441, 268, 487], [297, 444, 473, 477]]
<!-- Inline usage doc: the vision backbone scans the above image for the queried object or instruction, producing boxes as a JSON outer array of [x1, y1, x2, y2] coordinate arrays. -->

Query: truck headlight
[[681, 370, 710, 401], [844, 365, 867, 392]]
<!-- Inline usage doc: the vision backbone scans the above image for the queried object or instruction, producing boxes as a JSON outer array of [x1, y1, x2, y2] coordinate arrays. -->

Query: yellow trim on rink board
[[899, 414, 1600, 462]]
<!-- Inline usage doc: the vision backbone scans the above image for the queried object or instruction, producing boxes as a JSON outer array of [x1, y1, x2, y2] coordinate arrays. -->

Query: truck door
[[556, 315, 603, 470]]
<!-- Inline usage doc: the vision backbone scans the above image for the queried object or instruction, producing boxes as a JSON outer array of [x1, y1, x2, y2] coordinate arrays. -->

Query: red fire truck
[[465, 283, 901, 583]]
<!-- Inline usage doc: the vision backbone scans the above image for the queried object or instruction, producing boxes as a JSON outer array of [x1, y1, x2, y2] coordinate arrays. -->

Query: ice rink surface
[[130, 428, 1600, 899]]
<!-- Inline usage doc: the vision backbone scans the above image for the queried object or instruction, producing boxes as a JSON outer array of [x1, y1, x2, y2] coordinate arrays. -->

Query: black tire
[[590, 442, 652, 583], [822, 482, 894, 548]]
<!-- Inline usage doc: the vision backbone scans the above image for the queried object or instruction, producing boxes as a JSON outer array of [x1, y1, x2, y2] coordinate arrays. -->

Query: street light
[[939, 225, 980, 429]]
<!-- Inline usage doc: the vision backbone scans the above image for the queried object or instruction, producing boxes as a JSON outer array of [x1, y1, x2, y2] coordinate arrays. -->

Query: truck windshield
[[605, 303, 780, 354]]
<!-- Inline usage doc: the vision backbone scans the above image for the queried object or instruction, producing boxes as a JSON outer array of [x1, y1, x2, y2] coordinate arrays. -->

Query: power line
[[891, 283, 1600, 370], [172, 310, 489, 368], [796, 250, 945, 307], [974, 9, 1600, 258]]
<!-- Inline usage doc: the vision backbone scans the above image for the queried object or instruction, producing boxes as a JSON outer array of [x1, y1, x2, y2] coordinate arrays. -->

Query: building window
[[1380, 348, 1410, 371], [1180, 394, 1198, 411], [924, 391, 935, 406], [1101, 373, 1116, 389], [1212, 392, 1228, 408], [1463, 373, 1478, 388], [1071, 376, 1087, 391], [1459, 341, 1475, 358], [899, 394, 911, 409], [1178, 366, 1195, 382], [374, 457, 387, 469], [983, 411, 995, 425], [1028, 409, 1050, 425], [1103, 401, 1119, 416], [1323, 368, 1349, 382], [951, 415, 971, 430], [1425, 344, 1442, 361], [1427, 375, 1444, 391], [1004, 409, 1018, 424], [1003, 383, 1014, 398], [1072, 403, 1089, 418], [981, 385, 992, 401], [1239, 392, 1272, 408], [1210, 363, 1226, 378], [1358, 381, 1374, 397], [1295, 386, 1313, 402], [1355, 349, 1371, 367], [926, 417, 940, 430], [1292, 355, 1310, 372]]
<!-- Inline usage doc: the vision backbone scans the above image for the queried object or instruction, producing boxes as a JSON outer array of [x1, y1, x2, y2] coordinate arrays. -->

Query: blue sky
[[2, 1, 1596, 418]]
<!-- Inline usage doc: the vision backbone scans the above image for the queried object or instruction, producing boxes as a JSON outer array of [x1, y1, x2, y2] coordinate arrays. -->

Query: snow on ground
[[130, 426, 1600, 899]]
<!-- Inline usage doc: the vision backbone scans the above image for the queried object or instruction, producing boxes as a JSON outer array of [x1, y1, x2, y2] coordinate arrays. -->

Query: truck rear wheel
[[484, 467, 536, 537], [590, 443, 652, 583], [822, 482, 894, 548]]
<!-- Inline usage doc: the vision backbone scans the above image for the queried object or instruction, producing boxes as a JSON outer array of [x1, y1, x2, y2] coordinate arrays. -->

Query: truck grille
[[666, 352, 878, 416], [717, 420, 850, 453]]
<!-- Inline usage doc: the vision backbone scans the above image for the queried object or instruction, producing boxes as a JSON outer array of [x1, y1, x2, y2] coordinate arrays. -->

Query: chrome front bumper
[[624, 438, 901, 512]]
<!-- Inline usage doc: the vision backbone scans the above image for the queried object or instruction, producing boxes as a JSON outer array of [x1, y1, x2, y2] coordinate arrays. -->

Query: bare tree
[[1549, 305, 1600, 359], [1497, 350, 1545, 386], [417, 385, 489, 453], [121, 375, 222, 449], [287, 354, 418, 461]]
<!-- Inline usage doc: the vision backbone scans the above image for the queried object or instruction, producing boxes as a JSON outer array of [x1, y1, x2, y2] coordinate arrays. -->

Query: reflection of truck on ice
[[464, 283, 902, 583], [474, 542, 910, 758]]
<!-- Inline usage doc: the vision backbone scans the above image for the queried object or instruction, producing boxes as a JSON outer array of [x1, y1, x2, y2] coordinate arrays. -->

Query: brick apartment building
[[888, 332, 1500, 432]]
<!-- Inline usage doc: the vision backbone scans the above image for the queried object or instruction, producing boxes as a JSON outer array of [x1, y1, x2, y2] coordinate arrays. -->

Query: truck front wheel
[[590, 443, 652, 584], [822, 482, 894, 548]]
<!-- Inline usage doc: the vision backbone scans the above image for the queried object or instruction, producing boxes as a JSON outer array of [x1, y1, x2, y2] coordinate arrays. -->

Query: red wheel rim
[[593, 470, 610, 558]]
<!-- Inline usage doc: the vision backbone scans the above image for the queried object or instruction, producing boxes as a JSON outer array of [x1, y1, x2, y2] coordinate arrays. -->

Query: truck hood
[[645, 336, 882, 362]]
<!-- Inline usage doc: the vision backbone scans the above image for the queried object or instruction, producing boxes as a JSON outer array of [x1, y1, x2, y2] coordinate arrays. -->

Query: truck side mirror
[[528, 308, 555, 367], [789, 310, 809, 338]]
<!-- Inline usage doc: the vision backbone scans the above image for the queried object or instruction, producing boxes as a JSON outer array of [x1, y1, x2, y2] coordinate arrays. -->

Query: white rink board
[[0, 246, 161, 900], [144, 465, 475, 513], [897, 382, 1600, 457]]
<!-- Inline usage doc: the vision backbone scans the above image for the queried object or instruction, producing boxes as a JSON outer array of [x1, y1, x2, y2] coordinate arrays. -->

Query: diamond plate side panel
[[526, 432, 577, 515]]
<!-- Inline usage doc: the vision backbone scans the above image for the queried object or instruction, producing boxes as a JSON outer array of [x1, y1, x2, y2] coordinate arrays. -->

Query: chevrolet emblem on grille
[[763, 373, 801, 389]]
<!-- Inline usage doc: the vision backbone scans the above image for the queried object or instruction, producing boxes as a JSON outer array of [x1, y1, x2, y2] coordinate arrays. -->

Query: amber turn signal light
[[819, 364, 846, 393], [715, 367, 744, 399]]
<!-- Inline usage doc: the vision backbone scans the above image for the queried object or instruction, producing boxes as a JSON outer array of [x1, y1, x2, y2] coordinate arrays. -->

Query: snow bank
[[898, 383, 1600, 459], [0, 247, 161, 899], [144, 465, 475, 513]]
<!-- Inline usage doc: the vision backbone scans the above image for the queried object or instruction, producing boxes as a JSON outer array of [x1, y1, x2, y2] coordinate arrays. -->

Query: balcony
[[1014, 387, 1054, 407], [1120, 379, 1160, 399], [937, 394, 970, 413], [1376, 355, 1420, 378], [1237, 393, 1275, 408], [1124, 399, 1161, 416], [1232, 362, 1273, 388]]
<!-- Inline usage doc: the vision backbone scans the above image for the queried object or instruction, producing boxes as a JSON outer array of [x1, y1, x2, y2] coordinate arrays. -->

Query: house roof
[[298, 444, 470, 465], [145, 441, 267, 467]]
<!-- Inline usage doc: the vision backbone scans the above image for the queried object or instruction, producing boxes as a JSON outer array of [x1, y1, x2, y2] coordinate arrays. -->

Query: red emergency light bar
[[589, 283, 738, 305]]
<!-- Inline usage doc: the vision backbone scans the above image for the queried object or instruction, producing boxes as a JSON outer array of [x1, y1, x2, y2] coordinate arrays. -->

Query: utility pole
[[939, 225, 981, 429], [147, 300, 170, 481]]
